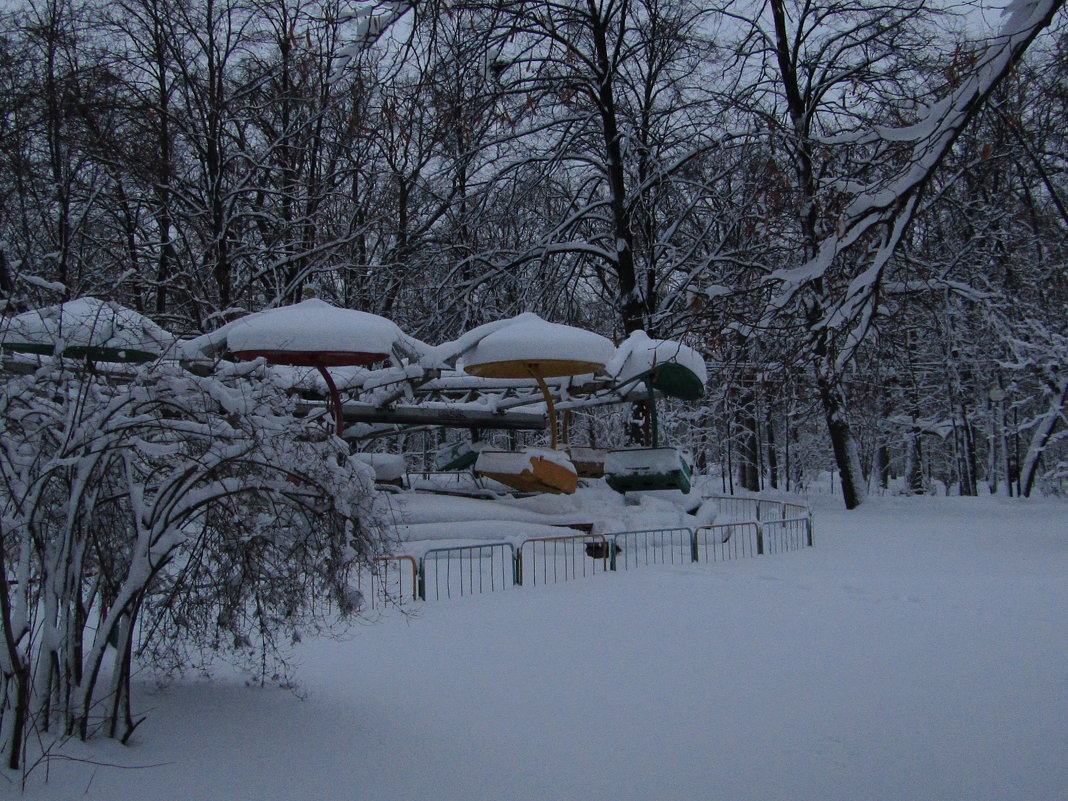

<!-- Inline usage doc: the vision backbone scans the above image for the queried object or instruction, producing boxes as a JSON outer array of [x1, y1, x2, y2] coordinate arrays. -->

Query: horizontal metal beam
[[296, 401, 546, 430]]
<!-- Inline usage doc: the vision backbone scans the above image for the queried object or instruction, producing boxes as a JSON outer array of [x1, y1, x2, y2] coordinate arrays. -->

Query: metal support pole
[[646, 377, 659, 448], [314, 364, 345, 437], [533, 373, 558, 450]]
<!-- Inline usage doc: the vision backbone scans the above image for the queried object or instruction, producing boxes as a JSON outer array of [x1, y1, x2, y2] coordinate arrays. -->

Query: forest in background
[[0, 0, 1065, 503]]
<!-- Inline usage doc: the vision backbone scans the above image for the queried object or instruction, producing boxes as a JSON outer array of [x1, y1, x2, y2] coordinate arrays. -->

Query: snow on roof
[[608, 331, 708, 386], [605, 447, 690, 475], [224, 298, 404, 358], [417, 312, 543, 368], [460, 314, 615, 373], [0, 296, 175, 357], [474, 448, 577, 478]]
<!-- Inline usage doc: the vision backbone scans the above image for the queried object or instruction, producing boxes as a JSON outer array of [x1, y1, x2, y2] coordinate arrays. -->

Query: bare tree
[[0, 356, 383, 771]]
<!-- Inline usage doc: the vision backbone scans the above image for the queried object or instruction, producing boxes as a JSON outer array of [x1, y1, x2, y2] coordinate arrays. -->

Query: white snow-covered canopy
[[225, 298, 404, 366], [461, 314, 615, 379], [0, 296, 174, 363], [608, 332, 707, 400]]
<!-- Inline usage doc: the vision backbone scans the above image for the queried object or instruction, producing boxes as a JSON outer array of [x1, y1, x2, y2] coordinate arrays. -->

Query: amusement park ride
[[1, 297, 708, 497]]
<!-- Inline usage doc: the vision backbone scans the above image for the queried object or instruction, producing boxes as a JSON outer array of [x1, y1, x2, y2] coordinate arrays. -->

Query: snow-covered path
[[23, 496, 1068, 800]]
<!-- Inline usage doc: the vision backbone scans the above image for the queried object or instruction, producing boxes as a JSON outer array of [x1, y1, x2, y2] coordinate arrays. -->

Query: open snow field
[[18, 495, 1068, 801]]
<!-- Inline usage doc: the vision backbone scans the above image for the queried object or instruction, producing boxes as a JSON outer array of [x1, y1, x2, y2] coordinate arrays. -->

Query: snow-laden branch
[[329, 1, 414, 82], [767, 0, 1065, 321]]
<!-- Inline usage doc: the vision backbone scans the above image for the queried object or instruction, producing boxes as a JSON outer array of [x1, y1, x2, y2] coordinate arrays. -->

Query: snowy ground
[[17, 495, 1068, 801]]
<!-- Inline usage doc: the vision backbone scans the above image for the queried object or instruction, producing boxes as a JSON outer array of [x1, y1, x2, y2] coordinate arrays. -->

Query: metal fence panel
[[608, 527, 695, 571], [517, 534, 610, 586], [700, 495, 768, 527], [418, 543, 517, 601], [353, 555, 419, 609], [693, 522, 762, 562], [760, 517, 812, 554], [756, 499, 785, 521], [704, 495, 759, 523], [705, 495, 817, 519], [401, 505, 813, 605]]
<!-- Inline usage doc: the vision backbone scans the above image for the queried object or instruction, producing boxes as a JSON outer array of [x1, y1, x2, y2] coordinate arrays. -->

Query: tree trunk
[[737, 379, 760, 492], [876, 443, 891, 490], [766, 407, 779, 490], [816, 372, 865, 509], [960, 406, 978, 496], [1021, 379, 1068, 497], [905, 424, 924, 494]]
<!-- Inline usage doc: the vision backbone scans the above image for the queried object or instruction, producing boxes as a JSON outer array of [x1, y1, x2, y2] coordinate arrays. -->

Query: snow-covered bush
[[0, 359, 385, 771]]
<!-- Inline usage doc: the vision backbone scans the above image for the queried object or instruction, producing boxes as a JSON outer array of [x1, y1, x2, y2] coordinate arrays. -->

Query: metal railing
[[704, 495, 814, 524], [757, 499, 785, 521], [693, 522, 762, 562], [705, 495, 759, 522], [517, 534, 609, 586], [387, 501, 813, 606], [352, 555, 419, 609], [760, 516, 813, 554], [417, 543, 517, 601], [417, 470, 473, 482], [607, 527, 695, 571]]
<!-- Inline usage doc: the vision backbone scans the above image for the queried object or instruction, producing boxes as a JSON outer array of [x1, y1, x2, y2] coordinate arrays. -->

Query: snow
[[765, 0, 1062, 317], [605, 447, 689, 475], [608, 331, 708, 386], [432, 439, 490, 470], [460, 314, 615, 373], [566, 445, 605, 464], [262, 363, 372, 393], [225, 298, 404, 358], [413, 313, 551, 369], [377, 490, 592, 527], [379, 482, 695, 536], [0, 297, 174, 356], [475, 447, 576, 476], [352, 452, 406, 481], [18, 496, 1068, 801], [393, 520, 585, 550]]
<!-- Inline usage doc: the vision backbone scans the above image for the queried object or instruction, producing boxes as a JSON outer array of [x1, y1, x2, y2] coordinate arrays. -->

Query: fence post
[[417, 557, 426, 601], [806, 516, 814, 547], [756, 522, 764, 555], [514, 550, 523, 586], [609, 537, 618, 571], [690, 528, 699, 563]]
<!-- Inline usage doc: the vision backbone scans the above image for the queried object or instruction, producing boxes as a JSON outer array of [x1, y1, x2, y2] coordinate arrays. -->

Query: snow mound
[[461, 314, 615, 375], [609, 331, 707, 395], [1, 296, 174, 359], [476, 448, 575, 476], [353, 453, 406, 482], [225, 299, 403, 360], [395, 519, 585, 548], [605, 448, 690, 475]]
